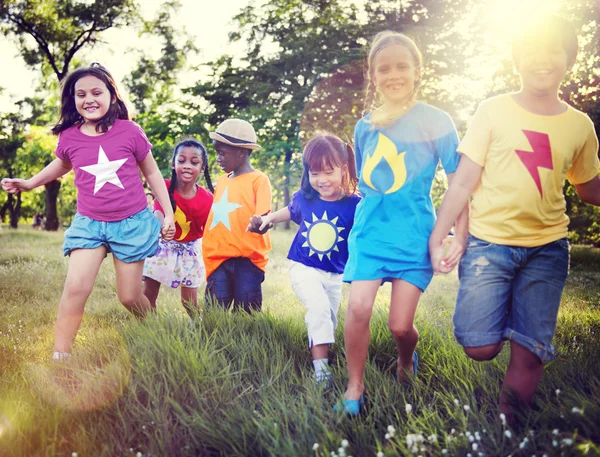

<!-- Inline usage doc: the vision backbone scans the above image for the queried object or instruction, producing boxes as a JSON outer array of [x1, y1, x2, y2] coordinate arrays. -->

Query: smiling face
[[308, 164, 345, 201], [515, 35, 569, 96], [174, 145, 205, 184], [74, 75, 114, 125], [371, 44, 420, 107]]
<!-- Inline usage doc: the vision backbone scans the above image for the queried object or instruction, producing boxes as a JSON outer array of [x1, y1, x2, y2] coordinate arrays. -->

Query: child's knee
[[63, 279, 93, 300], [388, 322, 415, 340], [464, 342, 504, 361], [346, 297, 373, 322]]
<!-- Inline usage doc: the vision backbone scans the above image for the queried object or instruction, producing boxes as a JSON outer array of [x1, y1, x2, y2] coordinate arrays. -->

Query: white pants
[[288, 260, 343, 347]]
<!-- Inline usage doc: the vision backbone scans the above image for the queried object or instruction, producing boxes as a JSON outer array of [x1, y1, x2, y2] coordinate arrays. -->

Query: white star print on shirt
[[80, 145, 128, 194]]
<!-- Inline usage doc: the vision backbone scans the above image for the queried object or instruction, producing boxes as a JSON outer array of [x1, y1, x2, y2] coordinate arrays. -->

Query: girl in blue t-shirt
[[339, 31, 469, 415], [248, 133, 359, 385]]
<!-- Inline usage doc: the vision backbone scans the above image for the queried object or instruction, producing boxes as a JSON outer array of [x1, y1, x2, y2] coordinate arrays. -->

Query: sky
[[0, 0, 253, 109]]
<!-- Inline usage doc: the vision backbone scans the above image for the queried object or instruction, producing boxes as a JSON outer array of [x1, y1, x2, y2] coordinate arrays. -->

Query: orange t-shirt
[[202, 170, 272, 278]]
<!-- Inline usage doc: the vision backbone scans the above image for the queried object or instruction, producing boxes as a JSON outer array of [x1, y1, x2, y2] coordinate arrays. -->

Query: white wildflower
[[552, 429, 559, 435], [441, 450, 448, 455], [377, 453, 384, 457], [475, 431, 482, 441], [563, 438, 573, 446], [472, 443, 479, 451], [427, 434, 437, 442], [341, 439, 349, 448], [453, 398, 460, 406], [338, 447, 346, 457], [387, 425, 396, 435], [499, 413, 506, 426], [72, 453, 78, 457], [555, 389, 561, 396], [405, 404, 413, 414], [385, 433, 391, 440], [504, 430, 512, 439], [552, 440, 558, 447], [571, 407, 583, 414], [451, 429, 456, 435], [464, 405, 470, 412], [313, 443, 319, 451]]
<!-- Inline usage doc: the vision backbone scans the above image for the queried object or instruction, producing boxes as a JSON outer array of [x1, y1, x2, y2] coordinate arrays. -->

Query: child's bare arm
[[1, 159, 72, 193], [574, 175, 600, 206]]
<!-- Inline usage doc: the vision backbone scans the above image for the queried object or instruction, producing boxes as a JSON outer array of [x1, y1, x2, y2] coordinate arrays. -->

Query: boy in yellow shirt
[[429, 16, 600, 418], [202, 119, 272, 312]]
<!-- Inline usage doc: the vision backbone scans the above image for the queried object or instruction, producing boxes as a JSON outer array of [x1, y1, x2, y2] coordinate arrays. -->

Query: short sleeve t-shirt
[[287, 191, 360, 274], [154, 180, 213, 242], [202, 170, 272, 278], [459, 94, 600, 246], [55, 119, 152, 222]]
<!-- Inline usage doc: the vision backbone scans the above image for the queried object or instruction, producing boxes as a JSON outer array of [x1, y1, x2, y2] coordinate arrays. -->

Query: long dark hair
[[51, 62, 129, 135], [168, 139, 214, 211], [300, 133, 358, 200]]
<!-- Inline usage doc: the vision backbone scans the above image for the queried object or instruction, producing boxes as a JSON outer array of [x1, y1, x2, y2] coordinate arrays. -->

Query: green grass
[[0, 228, 599, 457]]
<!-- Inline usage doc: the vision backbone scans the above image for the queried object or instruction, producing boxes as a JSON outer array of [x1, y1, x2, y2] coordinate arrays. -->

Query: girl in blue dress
[[339, 31, 469, 415]]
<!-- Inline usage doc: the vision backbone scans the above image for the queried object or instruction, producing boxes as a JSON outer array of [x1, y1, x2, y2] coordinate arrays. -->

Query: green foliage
[[1, 230, 600, 456], [0, 0, 137, 80], [124, 1, 197, 115]]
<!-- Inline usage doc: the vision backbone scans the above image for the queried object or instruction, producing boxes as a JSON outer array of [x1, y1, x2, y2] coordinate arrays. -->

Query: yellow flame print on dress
[[363, 133, 407, 194], [174, 206, 191, 241], [301, 211, 345, 261]]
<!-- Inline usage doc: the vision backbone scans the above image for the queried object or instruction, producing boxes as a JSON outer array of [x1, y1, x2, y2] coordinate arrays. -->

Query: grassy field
[[0, 227, 599, 457]]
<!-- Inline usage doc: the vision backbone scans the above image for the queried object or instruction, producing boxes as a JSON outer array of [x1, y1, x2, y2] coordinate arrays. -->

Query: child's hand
[[1, 178, 31, 194], [247, 214, 274, 234], [434, 235, 466, 274], [161, 216, 176, 241]]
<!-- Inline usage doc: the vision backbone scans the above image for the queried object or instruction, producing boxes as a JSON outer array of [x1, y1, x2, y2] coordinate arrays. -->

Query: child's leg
[[388, 279, 421, 380], [344, 279, 381, 400], [501, 341, 544, 415], [142, 278, 161, 311], [181, 286, 199, 316], [233, 257, 265, 313], [113, 258, 153, 317], [205, 260, 235, 310], [500, 238, 569, 415], [54, 247, 107, 353]]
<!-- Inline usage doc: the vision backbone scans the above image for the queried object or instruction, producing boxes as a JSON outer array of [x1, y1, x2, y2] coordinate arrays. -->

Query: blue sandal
[[334, 395, 365, 416], [395, 352, 419, 380]]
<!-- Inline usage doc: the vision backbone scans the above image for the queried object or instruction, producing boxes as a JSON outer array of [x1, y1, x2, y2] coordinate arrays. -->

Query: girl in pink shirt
[[1, 63, 175, 360]]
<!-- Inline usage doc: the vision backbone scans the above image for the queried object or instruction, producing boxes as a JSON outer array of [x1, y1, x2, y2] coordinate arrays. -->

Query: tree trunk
[[7, 192, 21, 229], [44, 180, 61, 231]]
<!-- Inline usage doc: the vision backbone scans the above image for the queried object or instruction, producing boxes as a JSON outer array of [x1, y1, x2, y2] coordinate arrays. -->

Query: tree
[[0, 0, 137, 230], [123, 1, 197, 116], [0, 111, 26, 228], [193, 0, 474, 222]]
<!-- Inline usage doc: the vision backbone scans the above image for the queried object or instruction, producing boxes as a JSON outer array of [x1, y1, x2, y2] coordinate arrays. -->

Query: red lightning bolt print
[[515, 130, 553, 198]]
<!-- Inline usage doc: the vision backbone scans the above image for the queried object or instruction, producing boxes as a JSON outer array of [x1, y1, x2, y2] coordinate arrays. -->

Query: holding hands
[[430, 234, 466, 275], [247, 214, 274, 234], [161, 216, 176, 241]]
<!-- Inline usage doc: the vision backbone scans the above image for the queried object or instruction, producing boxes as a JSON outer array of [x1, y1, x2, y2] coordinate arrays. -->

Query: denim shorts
[[63, 208, 161, 263], [454, 234, 570, 363]]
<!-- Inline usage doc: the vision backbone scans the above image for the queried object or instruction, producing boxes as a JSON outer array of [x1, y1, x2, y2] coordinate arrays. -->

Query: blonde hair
[[363, 31, 423, 125]]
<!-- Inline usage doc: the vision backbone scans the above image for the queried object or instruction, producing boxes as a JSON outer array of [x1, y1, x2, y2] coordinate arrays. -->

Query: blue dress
[[343, 102, 460, 291]]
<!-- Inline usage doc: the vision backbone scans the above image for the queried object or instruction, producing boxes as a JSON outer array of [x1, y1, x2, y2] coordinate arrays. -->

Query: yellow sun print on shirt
[[363, 133, 407, 194], [301, 211, 345, 260], [174, 206, 191, 241]]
